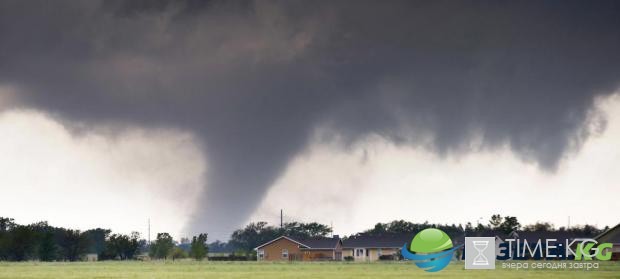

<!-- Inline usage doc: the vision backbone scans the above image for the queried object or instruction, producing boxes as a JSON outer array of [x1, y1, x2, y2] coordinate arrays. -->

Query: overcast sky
[[1, 1, 619, 240]]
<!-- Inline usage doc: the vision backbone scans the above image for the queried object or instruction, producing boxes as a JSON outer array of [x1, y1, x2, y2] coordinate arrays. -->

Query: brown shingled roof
[[342, 233, 412, 248]]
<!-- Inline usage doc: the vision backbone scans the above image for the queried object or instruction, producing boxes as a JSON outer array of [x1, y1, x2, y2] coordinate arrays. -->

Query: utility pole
[[148, 218, 151, 245], [280, 209, 283, 229]]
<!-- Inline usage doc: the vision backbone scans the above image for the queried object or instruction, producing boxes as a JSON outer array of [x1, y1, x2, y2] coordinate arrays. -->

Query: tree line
[[0, 217, 208, 261], [359, 215, 605, 237], [0, 215, 608, 261]]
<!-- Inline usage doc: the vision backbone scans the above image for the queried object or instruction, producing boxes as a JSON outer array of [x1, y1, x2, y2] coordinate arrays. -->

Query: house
[[595, 223, 620, 261], [136, 253, 150, 261], [83, 253, 98, 262], [342, 234, 412, 261], [207, 252, 232, 257], [254, 236, 342, 261]]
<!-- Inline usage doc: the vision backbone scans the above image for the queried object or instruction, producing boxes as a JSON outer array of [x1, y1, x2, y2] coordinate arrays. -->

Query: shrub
[[344, 256, 354, 261], [378, 254, 395, 260], [170, 247, 187, 260]]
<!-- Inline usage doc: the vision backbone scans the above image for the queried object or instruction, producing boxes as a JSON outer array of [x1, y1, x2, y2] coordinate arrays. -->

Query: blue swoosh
[[415, 254, 452, 272], [401, 243, 463, 272]]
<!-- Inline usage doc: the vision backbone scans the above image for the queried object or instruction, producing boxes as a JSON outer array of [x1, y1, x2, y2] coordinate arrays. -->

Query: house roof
[[254, 236, 309, 250], [594, 223, 620, 244], [342, 233, 412, 248], [297, 237, 341, 249], [254, 235, 341, 250]]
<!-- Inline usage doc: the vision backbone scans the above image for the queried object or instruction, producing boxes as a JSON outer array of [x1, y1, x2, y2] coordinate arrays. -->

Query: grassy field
[[0, 261, 618, 279]]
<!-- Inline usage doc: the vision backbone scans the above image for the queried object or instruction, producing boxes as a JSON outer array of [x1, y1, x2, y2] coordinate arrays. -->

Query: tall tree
[[7, 225, 37, 261], [190, 233, 208, 260], [0, 217, 15, 232], [58, 229, 89, 261], [229, 222, 279, 253], [489, 214, 503, 229], [149, 233, 174, 259], [363, 220, 431, 236], [106, 234, 122, 259], [105, 233, 141, 260], [298, 222, 332, 237], [499, 216, 521, 234], [28, 221, 57, 261], [524, 222, 554, 232], [0, 217, 16, 260], [208, 240, 233, 254], [84, 228, 111, 258], [125, 232, 142, 260], [38, 231, 56, 261], [229, 222, 282, 253], [281, 222, 332, 239]]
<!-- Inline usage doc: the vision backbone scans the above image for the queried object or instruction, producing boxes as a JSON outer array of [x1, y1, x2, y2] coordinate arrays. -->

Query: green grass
[[0, 261, 618, 278]]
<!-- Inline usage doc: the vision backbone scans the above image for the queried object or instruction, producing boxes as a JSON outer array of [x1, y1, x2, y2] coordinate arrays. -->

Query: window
[[356, 248, 364, 257], [377, 248, 382, 257], [258, 249, 264, 260], [282, 249, 288, 259]]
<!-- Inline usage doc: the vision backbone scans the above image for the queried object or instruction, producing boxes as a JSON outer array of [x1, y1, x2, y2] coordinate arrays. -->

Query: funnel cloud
[[1, 0, 620, 239]]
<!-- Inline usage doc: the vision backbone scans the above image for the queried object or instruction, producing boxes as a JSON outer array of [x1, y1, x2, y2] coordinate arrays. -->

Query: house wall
[[368, 249, 378, 261], [611, 245, 620, 261], [343, 249, 353, 258], [301, 250, 334, 261], [367, 248, 398, 261], [257, 238, 302, 261], [83, 254, 98, 262], [300, 241, 342, 261], [334, 240, 343, 260], [344, 248, 399, 261]]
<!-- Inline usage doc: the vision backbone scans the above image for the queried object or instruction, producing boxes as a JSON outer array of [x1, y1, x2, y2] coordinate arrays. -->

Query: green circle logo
[[401, 228, 461, 272], [410, 228, 453, 253]]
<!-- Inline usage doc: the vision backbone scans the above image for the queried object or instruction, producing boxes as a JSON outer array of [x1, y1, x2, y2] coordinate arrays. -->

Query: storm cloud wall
[[1, 0, 619, 239]]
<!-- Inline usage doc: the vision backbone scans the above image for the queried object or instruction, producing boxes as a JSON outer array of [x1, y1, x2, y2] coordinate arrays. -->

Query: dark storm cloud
[[1, 0, 619, 239]]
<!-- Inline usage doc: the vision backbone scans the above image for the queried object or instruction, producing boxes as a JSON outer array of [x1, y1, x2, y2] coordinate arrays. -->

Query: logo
[[575, 240, 614, 260], [401, 228, 462, 272], [494, 238, 614, 261], [465, 237, 495, 269]]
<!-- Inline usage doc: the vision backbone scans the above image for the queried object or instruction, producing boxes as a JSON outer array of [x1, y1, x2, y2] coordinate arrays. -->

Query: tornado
[[1, 0, 620, 239]]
